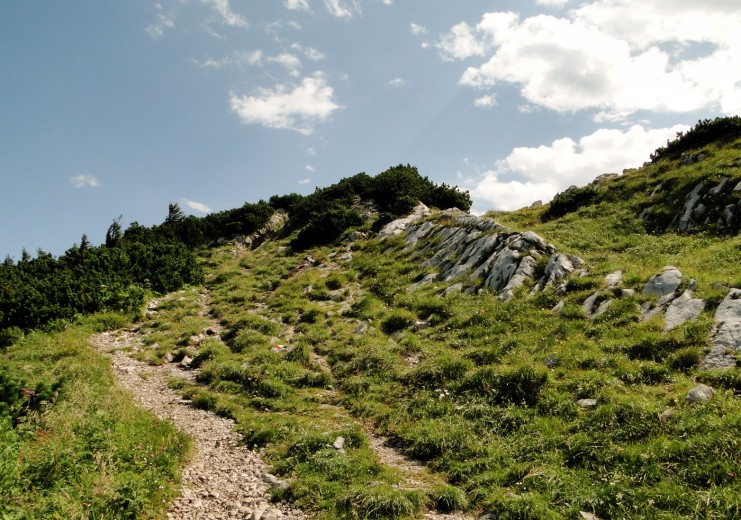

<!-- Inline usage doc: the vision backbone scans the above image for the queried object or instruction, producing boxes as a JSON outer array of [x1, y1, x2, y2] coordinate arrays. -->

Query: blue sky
[[2, 1, 740, 258]]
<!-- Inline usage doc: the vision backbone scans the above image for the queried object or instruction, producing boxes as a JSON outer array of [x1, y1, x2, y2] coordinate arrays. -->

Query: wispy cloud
[[193, 56, 232, 68], [298, 178, 311, 184], [305, 164, 316, 172], [410, 23, 427, 35], [291, 43, 326, 61], [146, 4, 176, 38], [324, 0, 359, 18], [387, 77, 406, 87], [70, 174, 100, 188], [201, 0, 248, 28], [285, 0, 312, 12], [474, 95, 496, 108], [229, 72, 342, 135], [182, 198, 212, 213], [269, 53, 302, 76]]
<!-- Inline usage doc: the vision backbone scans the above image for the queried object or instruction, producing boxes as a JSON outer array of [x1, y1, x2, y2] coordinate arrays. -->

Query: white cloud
[[324, 0, 359, 18], [285, 0, 312, 12], [388, 77, 405, 87], [235, 50, 263, 66], [472, 175, 558, 212], [182, 199, 212, 213], [474, 95, 495, 108], [229, 73, 342, 134], [410, 23, 427, 36], [193, 56, 232, 68], [470, 124, 689, 211], [298, 178, 311, 184], [70, 174, 100, 188], [305, 164, 316, 172], [146, 9, 176, 38], [439, 3, 741, 119], [536, 0, 569, 7], [201, 0, 248, 28], [291, 43, 326, 61], [269, 53, 302, 76]]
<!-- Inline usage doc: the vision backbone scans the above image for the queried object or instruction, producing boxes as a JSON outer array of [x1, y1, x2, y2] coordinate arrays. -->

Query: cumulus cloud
[[229, 73, 342, 134], [438, 2, 741, 119], [285, 0, 312, 12], [70, 174, 100, 188], [470, 124, 688, 211], [182, 199, 212, 213], [388, 77, 405, 87]]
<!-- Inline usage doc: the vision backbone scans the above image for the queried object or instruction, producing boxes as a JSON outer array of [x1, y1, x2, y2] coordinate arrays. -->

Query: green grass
[[156, 138, 741, 519], [0, 314, 189, 519], [11, 136, 732, 519]]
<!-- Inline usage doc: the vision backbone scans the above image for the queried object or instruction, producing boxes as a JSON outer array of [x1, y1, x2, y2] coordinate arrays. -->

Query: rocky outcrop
[[703, 288, 741, 369], [641, 175, 741, 234], [232, 210, 289, 250], [381, 211, 585, 300]]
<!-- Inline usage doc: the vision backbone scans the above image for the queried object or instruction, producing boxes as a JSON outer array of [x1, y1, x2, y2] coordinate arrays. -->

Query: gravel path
[[90, 328, 309, 520]]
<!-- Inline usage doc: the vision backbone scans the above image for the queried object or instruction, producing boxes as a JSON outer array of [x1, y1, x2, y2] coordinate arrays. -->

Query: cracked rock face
[[703, 288, 741, 369], [387, 212, 582, 300]]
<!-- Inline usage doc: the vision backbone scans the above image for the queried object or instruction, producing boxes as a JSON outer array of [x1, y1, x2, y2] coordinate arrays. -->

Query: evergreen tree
[[105, 216, 123, 248]]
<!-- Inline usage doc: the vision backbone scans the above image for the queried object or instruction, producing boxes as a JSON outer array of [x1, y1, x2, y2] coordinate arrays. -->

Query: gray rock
[[378, 203, 430, 238], [442, 282, 463, 297], [180, 356, 193, 369], [703, 288, 741, 368], [577, 399, 598, 409], [676, 183, 704, 232], [582, 292, 601, 318], [353, 321, 370, 335], [414, 320, 431, 331], [407, 273, 439, 293], [332, 436, 345, 450], [664, 290, 705, 331], [604, 270, 623, 288], [643, 266, 682, 299], [593, 299, 612, 319], [686, 384, 715, 404]]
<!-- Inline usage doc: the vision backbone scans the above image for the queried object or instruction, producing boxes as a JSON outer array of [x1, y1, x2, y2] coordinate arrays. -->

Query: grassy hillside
[[3, 119, 741, 519], [136, 128, 741, 519]]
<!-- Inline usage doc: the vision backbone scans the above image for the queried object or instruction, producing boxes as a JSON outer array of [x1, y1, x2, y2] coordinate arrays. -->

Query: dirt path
[[90, 327, 309, 520]]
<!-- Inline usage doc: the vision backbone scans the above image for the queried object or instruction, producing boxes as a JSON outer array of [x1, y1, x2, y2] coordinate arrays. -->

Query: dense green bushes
[[651, 116, 741, 162], [0, 238, 202, 331], [279, 164, 471, 250]]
